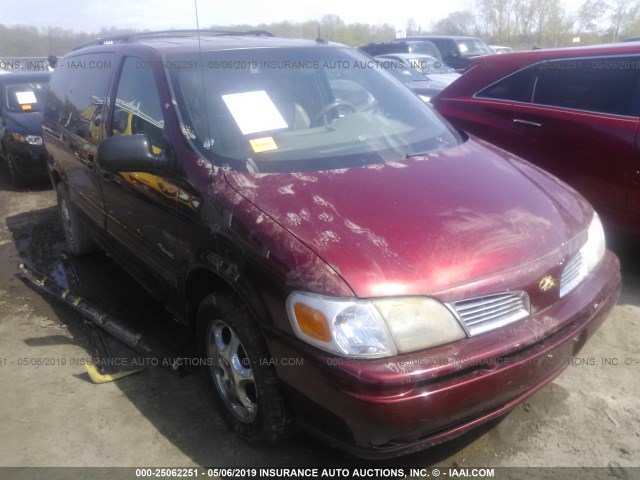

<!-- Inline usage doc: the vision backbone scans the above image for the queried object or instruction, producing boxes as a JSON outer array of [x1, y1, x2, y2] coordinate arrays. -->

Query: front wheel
[[56, 183, 98, 256], [197, 290, 294, 444]]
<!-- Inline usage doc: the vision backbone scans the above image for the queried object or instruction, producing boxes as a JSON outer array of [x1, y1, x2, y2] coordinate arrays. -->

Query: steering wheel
[[314, 99, 357, 126]]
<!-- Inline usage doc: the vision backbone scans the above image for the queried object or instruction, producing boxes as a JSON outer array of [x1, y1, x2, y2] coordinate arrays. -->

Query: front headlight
[[287, 292, 465, 358], [25, 135, 43, 146], [560, 212, 606, 298], [374, 298, 466, 352], [581, 212, 606, 273], [10, 133, 43, 145], [418, 94, 432, 103]]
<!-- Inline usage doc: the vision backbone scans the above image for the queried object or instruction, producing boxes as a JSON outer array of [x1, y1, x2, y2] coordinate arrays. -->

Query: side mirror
[[98, 134, 170, 173]]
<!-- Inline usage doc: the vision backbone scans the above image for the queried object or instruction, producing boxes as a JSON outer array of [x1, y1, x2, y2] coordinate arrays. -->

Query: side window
[[436, 40, 456, 59], [65, 53, 115, 144], [45, 61, 72, 124], [410, 42, 441, 61], [533, 57, 640, 116], [477, 65, 538, 103], [111, 57, 165, 153]]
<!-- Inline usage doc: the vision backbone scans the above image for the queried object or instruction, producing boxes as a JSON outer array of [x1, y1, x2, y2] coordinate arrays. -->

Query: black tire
[[5, 151, 25, 187], [56, 183, 98, 256], [197, 289, 295, 445]]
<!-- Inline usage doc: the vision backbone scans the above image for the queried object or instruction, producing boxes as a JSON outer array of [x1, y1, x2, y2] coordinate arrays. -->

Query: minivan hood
[[224, 138, 592, 298], [3, 111, 43, 134]]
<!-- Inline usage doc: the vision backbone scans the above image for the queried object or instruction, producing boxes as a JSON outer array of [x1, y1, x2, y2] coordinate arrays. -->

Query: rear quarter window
[[46, 53, 115, 144], [477, 64, 538, 103]]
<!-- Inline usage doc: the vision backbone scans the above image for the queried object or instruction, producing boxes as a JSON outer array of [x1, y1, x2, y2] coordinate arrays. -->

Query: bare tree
[[0, 18, 400, 56], [609, 0, 639, 41], [513, 0, 538, 41], [546, 0, 575, 46], [477, 0, 516, 42], [619, 0, 640, 37], [406, 17, 420, 36], [431, 11, 478, 35], [578, 0, 609, 35]]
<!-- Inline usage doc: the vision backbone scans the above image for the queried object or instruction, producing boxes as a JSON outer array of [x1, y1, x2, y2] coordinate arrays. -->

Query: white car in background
[[490, 45, 513, 54], [376, 53, 461, 86]]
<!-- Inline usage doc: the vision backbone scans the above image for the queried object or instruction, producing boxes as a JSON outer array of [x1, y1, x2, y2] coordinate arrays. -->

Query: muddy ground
[[0, 166, 638, 475]]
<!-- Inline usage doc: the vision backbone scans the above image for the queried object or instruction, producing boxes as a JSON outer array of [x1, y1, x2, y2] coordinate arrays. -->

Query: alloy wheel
[[207, 320, 258, 423]]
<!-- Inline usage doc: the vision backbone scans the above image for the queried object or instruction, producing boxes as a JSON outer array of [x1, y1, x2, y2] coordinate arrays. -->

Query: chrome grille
[[448, 292, 530, 336], [560, 252, 586, 297]]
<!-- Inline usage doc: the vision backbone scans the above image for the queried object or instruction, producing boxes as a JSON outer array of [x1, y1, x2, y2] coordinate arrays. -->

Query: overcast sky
[[4, 0, 584, 33]]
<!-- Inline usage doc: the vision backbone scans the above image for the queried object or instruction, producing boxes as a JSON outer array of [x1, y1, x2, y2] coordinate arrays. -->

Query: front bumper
[[267, 251, 621, 458], [6, 141, 47, 178]]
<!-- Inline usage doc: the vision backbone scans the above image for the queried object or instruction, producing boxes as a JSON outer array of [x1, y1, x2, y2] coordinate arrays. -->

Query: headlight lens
[[10, 133, 43, 145], [287, 293, 395, 357], [581, 212, 606, 273], [25, 135, 43, 146], [287, 292, 465, 358], [419, 94, 432, 103], [560, 212, 606, 298], [374, 298, 466, 352]]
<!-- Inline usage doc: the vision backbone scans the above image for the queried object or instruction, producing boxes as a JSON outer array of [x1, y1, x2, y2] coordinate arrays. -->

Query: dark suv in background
[[404, 35, 493, 71], [42, 30, 620, 458]]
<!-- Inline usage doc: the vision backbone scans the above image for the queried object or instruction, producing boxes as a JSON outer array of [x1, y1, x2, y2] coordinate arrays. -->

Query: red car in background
[[432, 42, 640, 237]]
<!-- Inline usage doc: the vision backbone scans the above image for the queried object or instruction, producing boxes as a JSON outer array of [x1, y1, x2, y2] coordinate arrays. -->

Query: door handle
[[513, 118, 542, 128]]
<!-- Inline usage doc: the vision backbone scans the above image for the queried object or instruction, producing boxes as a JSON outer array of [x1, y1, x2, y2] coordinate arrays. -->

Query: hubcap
[[207, 320, 257, 423]]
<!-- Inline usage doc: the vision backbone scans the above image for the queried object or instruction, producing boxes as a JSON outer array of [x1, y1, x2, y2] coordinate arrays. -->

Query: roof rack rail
[[73, 29, 275, 50], [238, 30, 275, 37]]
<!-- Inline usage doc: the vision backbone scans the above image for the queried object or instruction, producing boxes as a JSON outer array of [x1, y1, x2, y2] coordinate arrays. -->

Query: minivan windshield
[[165, 47, 461, 173]]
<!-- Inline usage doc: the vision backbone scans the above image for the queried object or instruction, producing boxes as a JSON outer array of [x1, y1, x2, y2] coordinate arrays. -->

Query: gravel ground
[[0, 166, 638, 477]]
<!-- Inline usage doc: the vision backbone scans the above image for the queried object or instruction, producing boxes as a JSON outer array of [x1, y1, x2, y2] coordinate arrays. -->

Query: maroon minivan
[[432, 42, 640, 237], [43, 31, 621, 458]]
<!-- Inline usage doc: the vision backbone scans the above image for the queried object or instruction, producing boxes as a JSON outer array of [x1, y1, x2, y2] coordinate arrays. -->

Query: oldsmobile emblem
[[539, 276, 556, 292]]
